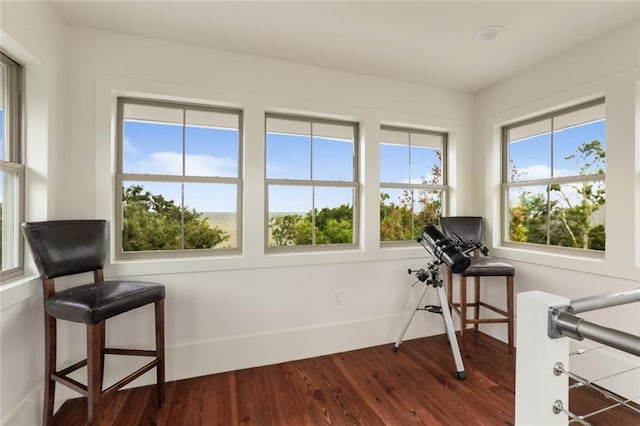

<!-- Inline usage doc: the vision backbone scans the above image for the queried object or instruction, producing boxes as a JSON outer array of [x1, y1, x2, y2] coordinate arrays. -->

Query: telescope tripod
[[392, 263, 466, 380]]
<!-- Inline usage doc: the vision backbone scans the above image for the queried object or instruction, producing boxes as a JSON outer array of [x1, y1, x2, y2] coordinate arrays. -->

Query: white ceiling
[[49, 1, 640, 92]]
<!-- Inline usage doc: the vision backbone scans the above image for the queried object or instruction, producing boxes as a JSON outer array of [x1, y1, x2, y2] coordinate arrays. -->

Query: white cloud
[[123, 137, 138, 155], [184, 153, 237, 176], [133, 151, 237, 176], [513, 164, 576, 181]]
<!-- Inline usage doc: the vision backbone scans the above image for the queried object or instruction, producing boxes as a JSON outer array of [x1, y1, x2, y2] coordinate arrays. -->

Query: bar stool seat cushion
[[463, 257, 515, 277], [46, 281, 165, 325]]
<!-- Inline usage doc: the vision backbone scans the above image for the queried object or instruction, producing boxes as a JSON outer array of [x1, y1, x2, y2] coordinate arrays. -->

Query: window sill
[[106, 244, 428, 278], [0, 275, 39, 311]]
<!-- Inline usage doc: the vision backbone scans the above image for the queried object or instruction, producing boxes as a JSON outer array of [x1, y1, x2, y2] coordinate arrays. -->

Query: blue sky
[[124, 120, 359, 213], [124, 121, 239, 212], [509, 119, 606, 181], [508, 119, 606, 209], [121, 117, 605, 215], [380, 144, 440, 184]]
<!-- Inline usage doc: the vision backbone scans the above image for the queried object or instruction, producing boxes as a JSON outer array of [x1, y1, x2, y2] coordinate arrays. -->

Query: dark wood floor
[[53, 333, 638, 425]]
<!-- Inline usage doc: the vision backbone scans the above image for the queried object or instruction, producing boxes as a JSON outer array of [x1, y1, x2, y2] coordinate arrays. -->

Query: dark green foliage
[[268, 204, 354, 247], [122, 185, 229, 251]]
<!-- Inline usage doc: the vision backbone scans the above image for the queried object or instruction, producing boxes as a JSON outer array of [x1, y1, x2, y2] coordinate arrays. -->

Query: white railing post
[[516, 291, 570, 425]]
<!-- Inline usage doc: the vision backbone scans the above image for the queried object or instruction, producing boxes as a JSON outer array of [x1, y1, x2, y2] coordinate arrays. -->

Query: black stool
[[440, 216, 515, 355], [22, 220, 166, 425]]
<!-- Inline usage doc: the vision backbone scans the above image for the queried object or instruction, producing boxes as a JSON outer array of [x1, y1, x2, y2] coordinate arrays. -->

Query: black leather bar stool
[[22, 220, 166, 425], [440, 216, 515, 356]]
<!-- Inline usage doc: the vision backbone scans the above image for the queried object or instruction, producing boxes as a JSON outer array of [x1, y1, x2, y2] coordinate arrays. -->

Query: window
[[502, 98, 606, 252], [380, 126, 447, 244], [265, 114, 358, 250], [0, 52, 23, 280], [116, 98, 242, 258]]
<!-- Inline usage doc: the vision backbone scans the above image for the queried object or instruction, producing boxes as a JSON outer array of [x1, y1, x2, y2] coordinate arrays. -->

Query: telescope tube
[[420, 225, 471, 274]]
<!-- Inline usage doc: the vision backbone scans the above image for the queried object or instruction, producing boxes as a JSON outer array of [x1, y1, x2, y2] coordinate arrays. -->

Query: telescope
[[418, 225, 470, 274]]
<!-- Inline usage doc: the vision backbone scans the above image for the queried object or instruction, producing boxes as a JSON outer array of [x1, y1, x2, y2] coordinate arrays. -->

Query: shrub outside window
[[0, 52, 23, 280], [265, 114, 358, 250], [116, 98, 242, 258], [380, 126, 447, 244], [502, 98, 606, 252]]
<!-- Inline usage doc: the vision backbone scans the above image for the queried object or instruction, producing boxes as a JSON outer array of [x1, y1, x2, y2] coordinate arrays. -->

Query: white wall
[[474, 21, 640, 399], [1, 5, 476, 424], [0, 2, 66, 425]]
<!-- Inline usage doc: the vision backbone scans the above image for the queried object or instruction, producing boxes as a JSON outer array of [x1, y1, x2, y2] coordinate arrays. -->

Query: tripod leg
[[437, 285, 466, 379], [393, 284, 429, 351]]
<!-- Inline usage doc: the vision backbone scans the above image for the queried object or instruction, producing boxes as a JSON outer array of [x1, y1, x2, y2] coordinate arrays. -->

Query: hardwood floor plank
[[114, 385, 151, 426], [51, 333, 638, 425], [280, 361, 334, 426], [331, 348, 435, 425], [304, 355, 387, 425], [198, 371, 238, 426]]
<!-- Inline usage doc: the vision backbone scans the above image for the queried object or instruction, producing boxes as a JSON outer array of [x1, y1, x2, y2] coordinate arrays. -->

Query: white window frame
[[116, 97, 243, 259], [264, 113, 360, 252], [379, 125, 448, 246], [501, 97, 606, 255], [0, 52, 24, 281]]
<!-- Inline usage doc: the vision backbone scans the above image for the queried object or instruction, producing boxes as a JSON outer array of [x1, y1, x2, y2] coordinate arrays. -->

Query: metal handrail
[[569, 287, 640, 314], [548, 287, 640, 357]]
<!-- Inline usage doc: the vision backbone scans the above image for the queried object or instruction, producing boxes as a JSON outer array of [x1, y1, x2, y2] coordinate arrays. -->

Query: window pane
[[380, 187, 442, 242], [508, 119, 552, 182], [411, 146, 442, 185], [122, 181, 183, 251], [1, 168, 20, 270], [266, 133, 311, 179], [313, 137, 353, 181], [553, 119, 606, 178], [380, 143, 409, 183], [380, 188, 413, 242], [123, 120, 183, 175], [549, 181, 605, 250], [185, 125, 239, 177], [506, 185, 549, 245], [412, 188, 442, 240], [268, 185, 313, 247], [183, 183, 236, 249], [314, 186, 354, 244]]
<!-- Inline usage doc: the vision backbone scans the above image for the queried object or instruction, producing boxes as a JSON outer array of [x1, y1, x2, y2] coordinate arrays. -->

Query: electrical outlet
[[332, 290, 342, 306]]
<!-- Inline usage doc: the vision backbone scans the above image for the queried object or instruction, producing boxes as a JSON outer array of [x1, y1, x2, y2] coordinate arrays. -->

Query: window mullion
[[310, 121, 315, 245], [180, 108, 186, 250]]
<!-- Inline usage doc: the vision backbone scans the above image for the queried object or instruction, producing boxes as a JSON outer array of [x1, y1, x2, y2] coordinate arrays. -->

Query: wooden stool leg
[[460, 275, 467, 355], [507, 276, 514, 354], [43, 314, 56, 426], [87, 323, 102, 425], [155, 300, 166, 407], [99, 321, 106, 391], [473, 276, 480, 334]]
